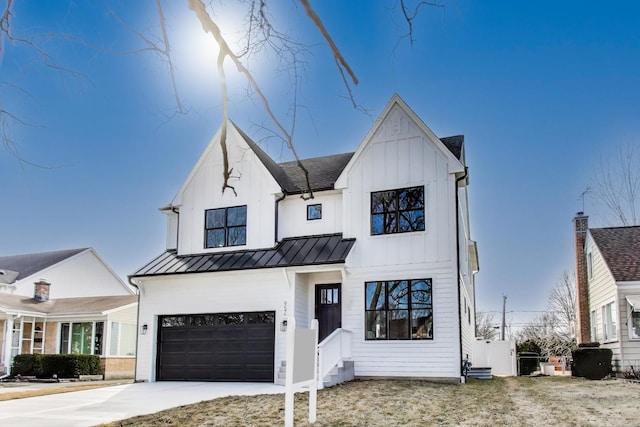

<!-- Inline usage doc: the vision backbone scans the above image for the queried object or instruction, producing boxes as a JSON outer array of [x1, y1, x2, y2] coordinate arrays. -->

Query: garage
[[156, 311, 275, 382]]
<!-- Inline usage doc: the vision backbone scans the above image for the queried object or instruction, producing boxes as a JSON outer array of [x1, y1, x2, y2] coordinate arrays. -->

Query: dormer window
[[307, 204, 322, 220], [371, 186, 425, 235], [205, 205, 247, 248]]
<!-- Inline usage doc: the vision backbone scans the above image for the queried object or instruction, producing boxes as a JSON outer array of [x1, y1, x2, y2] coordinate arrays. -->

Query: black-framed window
[[371, 186, 424, 235], [307, 204, 322, 220], [205, 205, 247, 248], [365, 279, 432, 340]]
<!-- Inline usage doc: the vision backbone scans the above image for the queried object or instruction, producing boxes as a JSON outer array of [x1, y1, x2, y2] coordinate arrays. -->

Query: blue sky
[[2, 1, 639, 330]]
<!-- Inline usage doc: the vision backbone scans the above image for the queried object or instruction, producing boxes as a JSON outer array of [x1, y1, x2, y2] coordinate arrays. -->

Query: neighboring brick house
[[0, 248, 138, 379], [573, 212, 640, 373], [131, 94, 479, 384]]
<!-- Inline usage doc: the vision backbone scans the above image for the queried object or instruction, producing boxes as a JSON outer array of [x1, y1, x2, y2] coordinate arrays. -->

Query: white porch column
[[3, 317, 14, 375]]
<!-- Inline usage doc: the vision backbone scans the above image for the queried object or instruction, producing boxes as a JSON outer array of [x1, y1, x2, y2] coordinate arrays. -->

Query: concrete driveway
[[0, 381, 284, 427]]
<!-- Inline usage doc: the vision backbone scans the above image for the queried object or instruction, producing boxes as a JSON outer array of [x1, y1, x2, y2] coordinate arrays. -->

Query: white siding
[[108, 304, 137, 325], [175, 124, 281, 255], [585, 233, 621, 360], [335, 105, 464, 380], [617, 289, 640, 370], [11, 249, 132, 298], [278, 191, 342, 239], [135, 269, 288, 382], [343, 265, 460, 378]]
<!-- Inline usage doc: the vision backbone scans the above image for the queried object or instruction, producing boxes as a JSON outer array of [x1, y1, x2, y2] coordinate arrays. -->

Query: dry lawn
[[0, 380, 131, 401], [102, 377, 640, 426]]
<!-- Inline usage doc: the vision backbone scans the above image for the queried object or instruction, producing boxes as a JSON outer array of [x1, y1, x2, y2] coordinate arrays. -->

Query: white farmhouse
[[131, 94, 479, 384]]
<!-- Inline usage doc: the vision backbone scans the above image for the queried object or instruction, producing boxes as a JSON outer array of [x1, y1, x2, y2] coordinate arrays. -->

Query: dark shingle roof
[[590, 226, 640, 282], [279, 153, 354, 194], [440, 135, 464, 161], [131, 234, 355, 278], [235, 121, 464, 194], [0, 294, 137, 315], [0, 248, 88, 283]]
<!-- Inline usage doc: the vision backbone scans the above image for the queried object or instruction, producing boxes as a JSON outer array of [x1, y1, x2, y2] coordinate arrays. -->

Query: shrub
[[12, 354, 103, 378], [12, 354, 42, 377], [623, 366, 640, 380]]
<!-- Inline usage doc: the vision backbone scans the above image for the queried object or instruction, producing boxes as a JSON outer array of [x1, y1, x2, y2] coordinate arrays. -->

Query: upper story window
[[307, 204, 322, 220], [205, 205, 247, 248], [371, 186, 425, 235]]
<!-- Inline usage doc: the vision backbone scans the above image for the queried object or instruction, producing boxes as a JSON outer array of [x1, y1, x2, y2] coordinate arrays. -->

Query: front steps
[[275, 360, 355, 388], [467, 367, 492, 379]]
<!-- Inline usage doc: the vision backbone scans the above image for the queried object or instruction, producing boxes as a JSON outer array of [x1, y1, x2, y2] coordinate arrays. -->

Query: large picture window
[[365, 279, 432, 340], [205, 205, 247, 248], [371, 186, 424, 235], [59, 322, 104, 355], [630, 310, 640, 340]]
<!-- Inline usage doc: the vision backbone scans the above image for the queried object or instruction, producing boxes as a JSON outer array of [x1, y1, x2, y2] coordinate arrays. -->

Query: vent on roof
[[34, 279, 51, 302]]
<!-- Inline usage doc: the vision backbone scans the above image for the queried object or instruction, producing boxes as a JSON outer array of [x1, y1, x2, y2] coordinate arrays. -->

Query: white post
[[284, 317, 296, 427], [2, 317, 13, 375], [309, 319, 319, 423]]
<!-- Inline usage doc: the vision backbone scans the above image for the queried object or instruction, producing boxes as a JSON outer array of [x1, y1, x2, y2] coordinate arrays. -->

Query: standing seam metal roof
[[131, 234, 355, 277]]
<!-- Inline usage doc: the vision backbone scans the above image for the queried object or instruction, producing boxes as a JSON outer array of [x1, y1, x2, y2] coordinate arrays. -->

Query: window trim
[[370, 186, 425, 236], [602, 301, 617, 342], [364, 278, 433, 341], [587, 252, 593, 280], [590, 309, 598, 342], [307, 204, 322, 221], [628, 302, 640, 341], [204, 205, 247, 248]]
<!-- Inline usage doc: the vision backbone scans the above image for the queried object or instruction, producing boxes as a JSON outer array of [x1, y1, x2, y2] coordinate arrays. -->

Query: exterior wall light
[[141, 324, 148, 335]]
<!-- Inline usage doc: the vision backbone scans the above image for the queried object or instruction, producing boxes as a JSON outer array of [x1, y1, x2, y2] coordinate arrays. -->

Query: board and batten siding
[[335, 104, 463, 379], [135, 269, 288, 382], [278, 191, 343, 239], [174, 124, 282, 256], [585, 232, 621, 360], [343, 264, 460, 378]]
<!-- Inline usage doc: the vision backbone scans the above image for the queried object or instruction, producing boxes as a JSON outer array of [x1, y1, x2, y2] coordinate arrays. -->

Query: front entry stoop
[[322, 360, 354, 388], [274, 360, 355, 388]]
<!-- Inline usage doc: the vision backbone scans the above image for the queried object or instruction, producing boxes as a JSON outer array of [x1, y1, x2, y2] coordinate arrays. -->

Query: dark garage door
[[156, 311, 275, 382]]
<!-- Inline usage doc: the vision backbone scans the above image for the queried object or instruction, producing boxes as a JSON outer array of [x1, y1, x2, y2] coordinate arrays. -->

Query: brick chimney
[[573, 212, 591, 343], [34, 279, 51, 302]]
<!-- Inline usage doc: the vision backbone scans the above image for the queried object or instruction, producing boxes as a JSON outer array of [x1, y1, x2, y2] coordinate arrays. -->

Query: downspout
[[455, 167, 469, 381], [128, 276, 141, 382], [275, 190, 287, 243]]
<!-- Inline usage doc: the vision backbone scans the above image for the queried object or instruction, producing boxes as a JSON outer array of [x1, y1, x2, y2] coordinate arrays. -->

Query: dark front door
[[315, 284, 341, 341]]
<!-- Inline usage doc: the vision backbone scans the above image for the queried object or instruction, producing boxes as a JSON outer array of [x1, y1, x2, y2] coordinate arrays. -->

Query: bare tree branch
[[592, 143, 640, 226], [399, 0, 445, 45], [188, 0, 313, 197]]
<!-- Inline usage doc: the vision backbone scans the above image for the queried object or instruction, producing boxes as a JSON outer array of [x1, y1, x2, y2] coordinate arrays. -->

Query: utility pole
[[501, 294, 507, 341]]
